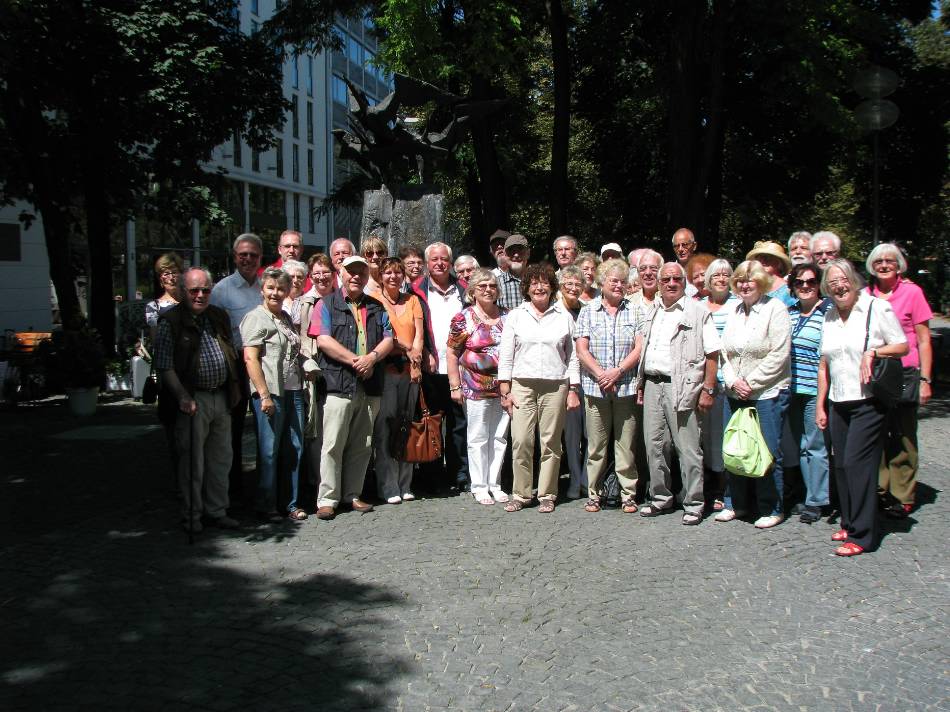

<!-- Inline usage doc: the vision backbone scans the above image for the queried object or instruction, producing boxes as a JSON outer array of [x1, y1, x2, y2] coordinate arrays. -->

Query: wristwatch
[[703, 386, 716, 396], [920, 376, 932, 384]]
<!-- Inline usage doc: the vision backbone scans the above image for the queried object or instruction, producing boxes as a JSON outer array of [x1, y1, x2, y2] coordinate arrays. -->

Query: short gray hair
[[820, 258, 864, 296], [704, 259, 733, 290], [637, 249, 663, 270], [788, 231, 812, 251], [660, 261, 687, 280], [233, 233, 262, 252], [178, 267, 214, 300], [425, 241, 454, 262], [330, 237, 356, 254], [558, 265, 585, 286], [552, 235, 577, 250], [282, 259, 307, 277], [810, 230, 841, 252], [454, 254, 479, 271], [261, 266, 291, 289], [865, 242, 908, 275], [596, 257, 630, 286]]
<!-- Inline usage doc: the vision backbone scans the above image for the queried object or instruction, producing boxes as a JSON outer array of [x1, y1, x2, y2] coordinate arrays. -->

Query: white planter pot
[[66, 386, 99, 416]]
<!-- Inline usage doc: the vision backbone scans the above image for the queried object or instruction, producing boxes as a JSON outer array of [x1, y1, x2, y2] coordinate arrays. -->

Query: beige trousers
[[585, 394, 639, 500], [176, 389, 232, 523], [318, 385, 380, 508], [510, 378, 568, 502]]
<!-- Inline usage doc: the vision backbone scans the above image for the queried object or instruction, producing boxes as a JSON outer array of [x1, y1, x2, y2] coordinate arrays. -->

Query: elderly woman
[[817, 259, 907, 555], [146, 252, 184, 342], [447, 268, 509, 504], [558, 265, 589, 499], [786, 262, 831, 523], [299, 253, 335, 505], [575, 258, 643, 514], [241, 267, 308, 522], [498, 262, 581, 513], [281, 259, 308, 327], [373, 257, 424, 504], [746, 241, 796, 307], [686, 253, 715, 299], [865, 243, 933, 518], [700, 259, 738, 511], [625, 268, 641, 297], [574, 252, 601, 304], [454, 255, 479, 285], [716, 259, 791, 529], [360, 236, 388, 295]]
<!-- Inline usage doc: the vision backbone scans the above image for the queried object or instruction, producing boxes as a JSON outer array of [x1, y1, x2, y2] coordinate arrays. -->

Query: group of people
[[149, 225, 933, 556]]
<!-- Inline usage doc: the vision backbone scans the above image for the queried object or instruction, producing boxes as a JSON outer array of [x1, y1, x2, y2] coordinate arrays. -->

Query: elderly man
[[553, 235, 578, 274], [810, 231, 841, 270], [211, 233, 263, 503], [329, 237, 356, 286], [310, 255, 394, 519], [498, 234, 530, 310], [600, 242, 623, 261], [788, 231, 813, 265], [637, 262, 720, 525], [489, 229, 511, 277], [156, 268, 242, 532], [263, 229, 312, 292], [671, 228, 699, 296], [454, 254, 479, 284], [412, 241, 470, 492]]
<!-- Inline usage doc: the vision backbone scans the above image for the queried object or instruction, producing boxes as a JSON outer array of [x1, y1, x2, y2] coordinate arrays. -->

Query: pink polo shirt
[[866, 279, 933, 368]]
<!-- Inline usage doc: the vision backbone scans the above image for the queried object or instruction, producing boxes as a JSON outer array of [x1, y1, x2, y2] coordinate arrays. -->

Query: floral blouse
[[447, 306, 508, 400]]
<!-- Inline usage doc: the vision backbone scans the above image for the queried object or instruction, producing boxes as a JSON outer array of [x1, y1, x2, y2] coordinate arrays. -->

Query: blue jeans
[[787, 393, 830, 508], [252, 389, 305, 513], [727, 391, 788, 517]]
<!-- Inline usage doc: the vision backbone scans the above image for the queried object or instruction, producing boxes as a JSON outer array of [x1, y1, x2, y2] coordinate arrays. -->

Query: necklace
[[474, 304, 500, 324]]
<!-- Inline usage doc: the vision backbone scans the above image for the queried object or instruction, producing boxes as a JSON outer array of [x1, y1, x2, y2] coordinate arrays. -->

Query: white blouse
[[497, 301, 580, 384], [720, 296, 791, 400], [821, 292, 906, 403]]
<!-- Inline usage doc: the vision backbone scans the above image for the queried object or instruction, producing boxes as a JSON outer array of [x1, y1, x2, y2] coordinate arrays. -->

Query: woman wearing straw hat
[[746, 241, 797, 308]]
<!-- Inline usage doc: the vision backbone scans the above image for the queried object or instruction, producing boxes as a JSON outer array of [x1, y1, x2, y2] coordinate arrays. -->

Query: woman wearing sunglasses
[[786, 262, 831, 523]]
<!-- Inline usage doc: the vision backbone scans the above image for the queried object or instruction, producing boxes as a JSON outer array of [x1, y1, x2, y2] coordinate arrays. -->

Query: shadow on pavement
[[0, 398, 411, 710]]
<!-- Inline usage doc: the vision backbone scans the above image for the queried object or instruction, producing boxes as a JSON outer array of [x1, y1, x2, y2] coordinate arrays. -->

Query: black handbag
[[864, 302, 903, 406]]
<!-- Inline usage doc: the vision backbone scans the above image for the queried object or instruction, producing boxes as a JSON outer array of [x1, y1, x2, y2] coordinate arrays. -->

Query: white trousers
[[465, 397, 510, 496]]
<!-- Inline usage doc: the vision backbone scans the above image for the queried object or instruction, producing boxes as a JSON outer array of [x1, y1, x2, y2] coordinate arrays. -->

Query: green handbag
[[722, 407, 773, 478]]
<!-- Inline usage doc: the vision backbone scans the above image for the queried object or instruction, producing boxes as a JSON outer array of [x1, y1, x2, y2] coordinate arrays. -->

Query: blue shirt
[[788, 298, 829, 395], [702, 294, 739, 384], [575, 297, 641, 398]]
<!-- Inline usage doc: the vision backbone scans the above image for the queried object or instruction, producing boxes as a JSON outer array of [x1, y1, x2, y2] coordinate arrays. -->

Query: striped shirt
[[702, 295, 739, 384], [788, 298, 829, 395]]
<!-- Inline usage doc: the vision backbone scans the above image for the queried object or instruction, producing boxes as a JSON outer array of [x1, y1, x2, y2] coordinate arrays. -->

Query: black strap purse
[[864, 301, 903, 406]]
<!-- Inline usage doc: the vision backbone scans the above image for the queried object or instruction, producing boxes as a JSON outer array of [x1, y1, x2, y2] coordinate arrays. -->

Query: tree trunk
[[465, 162, 489, 263], [34, 197, 82, 329], [546, 0, 571, 239], [83, 177, 117, 356]]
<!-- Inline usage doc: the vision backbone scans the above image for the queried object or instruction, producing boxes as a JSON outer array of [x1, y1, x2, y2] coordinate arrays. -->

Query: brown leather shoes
[[350, 499, 374, 513], [316, 506, 336, 520]]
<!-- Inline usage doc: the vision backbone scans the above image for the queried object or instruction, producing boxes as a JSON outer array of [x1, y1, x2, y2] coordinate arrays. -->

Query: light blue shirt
[[210, 270, 262, 349]]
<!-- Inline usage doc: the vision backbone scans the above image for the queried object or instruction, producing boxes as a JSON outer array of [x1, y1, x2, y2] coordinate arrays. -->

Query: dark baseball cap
[[504, 234, 529, 251], [489, 229, 511, 245]]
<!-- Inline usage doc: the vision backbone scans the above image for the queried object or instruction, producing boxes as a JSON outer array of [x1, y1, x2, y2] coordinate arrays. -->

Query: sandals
[[538, 499, 556, 514], [584, 499, 601, 513], [621, 497, 638, 514], [639, 503, 671, 518], [504, 500, 525, 513], [831, 528, 848, 542], [835, 542, 864, 557], [712, 499, 724, 512], [492, 491, 510, 503], [682, 512, 702, 526], [476, 495, 494, 506], [288, 508, 308, 521]]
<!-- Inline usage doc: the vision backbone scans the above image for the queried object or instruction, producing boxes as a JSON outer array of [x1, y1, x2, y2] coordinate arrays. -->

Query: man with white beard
[[497, 234, 531, 310]]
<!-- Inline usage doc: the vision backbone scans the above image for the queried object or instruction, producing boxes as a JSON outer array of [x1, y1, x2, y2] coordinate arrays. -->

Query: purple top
[[447, 306, 507, 400]]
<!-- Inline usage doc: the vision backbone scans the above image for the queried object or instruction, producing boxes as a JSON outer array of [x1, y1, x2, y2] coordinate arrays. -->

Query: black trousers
[[829, 398, 888, 550], [418, 373, 469, 490]]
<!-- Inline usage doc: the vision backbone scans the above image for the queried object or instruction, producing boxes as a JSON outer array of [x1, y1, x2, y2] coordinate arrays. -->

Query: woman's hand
[[597, 367, 622, 391], [860, 350, 875, 385], [260, 396, 276, 417], [567, 390, 581, 411], [731, 377, 752, 399], [920, 380, 932, 405], [450, 386, 464, 404], [815, 403, 827, 431], [409, 346, 423, 367], [500, 391, 517, 416]]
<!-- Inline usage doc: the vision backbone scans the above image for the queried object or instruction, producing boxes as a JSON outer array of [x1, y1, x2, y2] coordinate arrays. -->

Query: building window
[[347, 37, 363, 66], [251, 148, 260, 172], [250, 19, 259, 35], [332, 27, 345, 56], [250, 0, 259, 15], [291, 55, 299, 89], [307, 149, 314, 185], [332, 75, 348, 105], [293, 193, 300, 231], [308, 196, 315, 234], [306, 101, 313, 143], [307, 56, 313, 97], [292, 144, 299, 182], [232, 131, 242, 167], [291, 95, 299, 139], [275, 138, 284, 178]]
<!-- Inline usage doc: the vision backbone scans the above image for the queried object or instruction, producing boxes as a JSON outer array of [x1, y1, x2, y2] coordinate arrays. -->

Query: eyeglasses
[[872, 258, 898, 265], [793, 278, 818, 288], [160, 270, 179, 278], [364, 249, 387, 257], [475, 284, 498, 291], [236, 251, 261, 259], [813, 250, 837, 257], [660, 276, 684, 283], [187, 287, 212, 295], [639, 265, 659, 273], [826, 279, 850, 289]]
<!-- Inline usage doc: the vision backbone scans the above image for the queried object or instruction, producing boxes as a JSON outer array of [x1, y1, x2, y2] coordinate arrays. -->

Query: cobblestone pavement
[[1, 391, 948, 712]]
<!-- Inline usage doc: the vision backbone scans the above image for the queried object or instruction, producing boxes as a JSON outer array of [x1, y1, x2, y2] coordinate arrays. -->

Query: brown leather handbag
[[401, 387, 443, 463]]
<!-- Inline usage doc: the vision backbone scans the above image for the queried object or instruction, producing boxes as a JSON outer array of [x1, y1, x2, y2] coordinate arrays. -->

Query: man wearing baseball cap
[[489, 229, 511, 278], [309, 255, 394, 519], [498, 234, 530, 310], [600, 242, 624, 261]]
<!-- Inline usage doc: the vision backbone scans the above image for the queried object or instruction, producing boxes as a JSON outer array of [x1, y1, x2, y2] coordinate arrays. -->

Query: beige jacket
[[719, 296, 790, 399]]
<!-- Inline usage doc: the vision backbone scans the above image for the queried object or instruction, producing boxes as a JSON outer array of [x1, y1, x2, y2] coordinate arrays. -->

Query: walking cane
[[188, 410, 195, 546]]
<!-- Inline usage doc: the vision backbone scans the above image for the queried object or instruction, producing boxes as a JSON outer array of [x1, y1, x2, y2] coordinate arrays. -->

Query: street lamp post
[[853, 65, 900, 245]]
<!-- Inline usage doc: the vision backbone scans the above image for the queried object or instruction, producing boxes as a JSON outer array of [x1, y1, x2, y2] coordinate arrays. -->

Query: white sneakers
[[754, 515, 784, 529], [714, 509, 737, 522]]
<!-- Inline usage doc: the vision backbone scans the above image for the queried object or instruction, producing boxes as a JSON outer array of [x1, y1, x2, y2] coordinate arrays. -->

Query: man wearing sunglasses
[[155, 268, 242, 533], [810, 231, 841, 270]]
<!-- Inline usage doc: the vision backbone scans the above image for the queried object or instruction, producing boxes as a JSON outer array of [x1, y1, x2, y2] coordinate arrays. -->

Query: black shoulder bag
[[864, 301, 903, 406]]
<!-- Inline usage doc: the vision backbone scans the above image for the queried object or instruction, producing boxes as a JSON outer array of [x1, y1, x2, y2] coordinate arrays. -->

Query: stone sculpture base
[[361, 184, 445, 255]]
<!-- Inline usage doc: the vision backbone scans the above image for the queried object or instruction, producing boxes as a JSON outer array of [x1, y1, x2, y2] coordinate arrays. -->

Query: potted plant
[[46, 323, 108, 416]]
